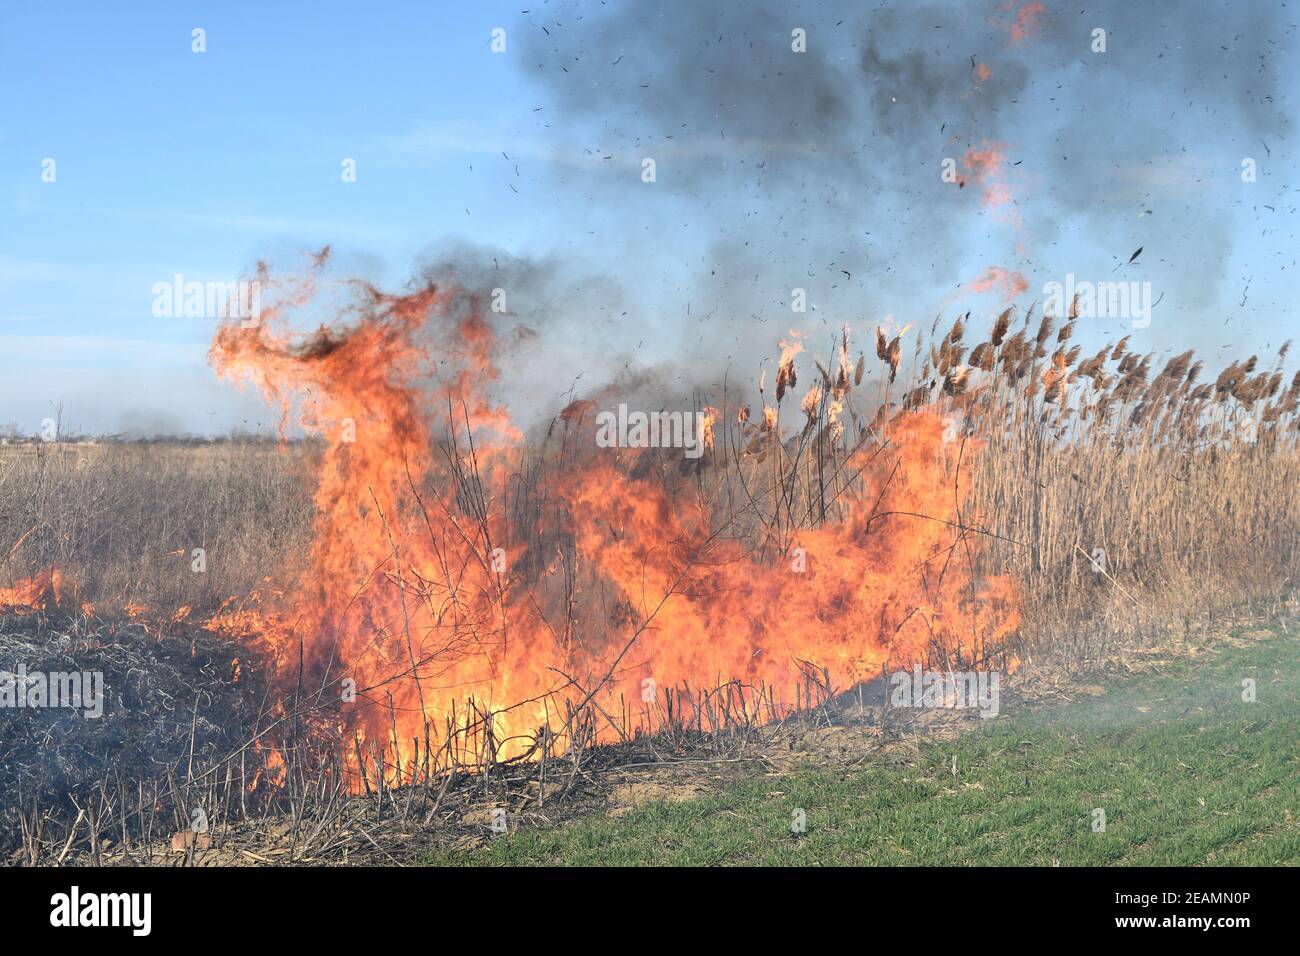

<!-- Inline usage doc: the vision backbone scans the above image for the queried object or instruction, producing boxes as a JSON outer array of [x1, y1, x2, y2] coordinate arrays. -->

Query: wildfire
[[201, 264, 1022, 785], [0, 567, 65, 611]]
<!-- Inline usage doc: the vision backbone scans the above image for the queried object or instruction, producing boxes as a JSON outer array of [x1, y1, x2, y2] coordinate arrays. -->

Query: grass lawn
[[427, 624, 1299, 866]]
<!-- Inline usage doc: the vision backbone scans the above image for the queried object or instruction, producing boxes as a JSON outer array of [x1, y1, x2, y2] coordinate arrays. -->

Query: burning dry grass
[[1, 276, 1297, 864], [194, 274, 1022, 794]]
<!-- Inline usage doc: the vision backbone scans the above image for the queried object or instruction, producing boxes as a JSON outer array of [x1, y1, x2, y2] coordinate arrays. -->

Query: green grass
[[428, 626, 1300, 866]]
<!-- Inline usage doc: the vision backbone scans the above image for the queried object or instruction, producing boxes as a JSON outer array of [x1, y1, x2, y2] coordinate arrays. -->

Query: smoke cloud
[[513, 0, 1295, 359]]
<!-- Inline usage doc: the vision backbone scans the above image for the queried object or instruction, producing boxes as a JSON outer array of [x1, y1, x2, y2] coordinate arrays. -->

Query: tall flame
[[208, 265, 1019, 783]]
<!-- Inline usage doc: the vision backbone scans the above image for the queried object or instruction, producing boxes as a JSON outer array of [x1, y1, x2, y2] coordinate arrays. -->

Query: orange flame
[[965, 266, 1030, 302], [959, 143, 1012, 209], [208, 268, 1020, 783], [0, 568, 66, 612], [992, 1, 1047, 46]]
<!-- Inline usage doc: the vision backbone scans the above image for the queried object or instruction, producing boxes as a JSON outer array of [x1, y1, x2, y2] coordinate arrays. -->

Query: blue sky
[[1, 0, 557, 433], [2, 0, 1296, 435]]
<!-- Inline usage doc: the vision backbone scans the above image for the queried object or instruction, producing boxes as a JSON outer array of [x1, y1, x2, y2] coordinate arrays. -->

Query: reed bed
[[1, 303, 1296, 862], [4, 307, 1297, 717]]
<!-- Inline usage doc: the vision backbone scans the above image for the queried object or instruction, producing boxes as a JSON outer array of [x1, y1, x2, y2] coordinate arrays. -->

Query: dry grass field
[[10, 309, 1293, 662], [0, 440, 315, 619], [1, 304, 1297, 864]]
